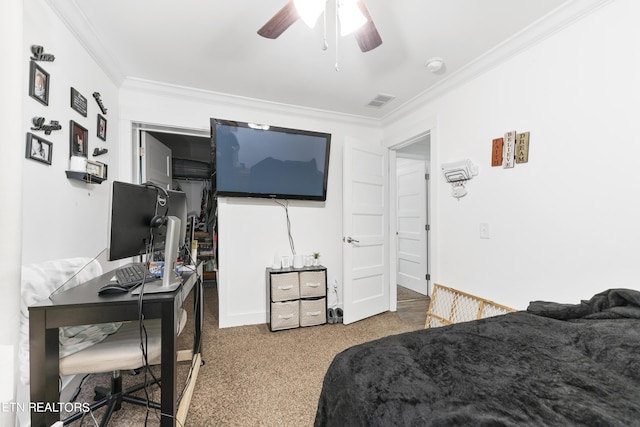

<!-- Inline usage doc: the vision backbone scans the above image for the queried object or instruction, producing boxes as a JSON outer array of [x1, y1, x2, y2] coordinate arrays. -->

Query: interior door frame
[[130, 122, 209, 185], [385, 116, 438, 312], [395, 156, 429, 294]]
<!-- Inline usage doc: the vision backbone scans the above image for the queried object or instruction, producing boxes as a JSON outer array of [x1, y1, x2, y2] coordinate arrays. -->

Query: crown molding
[[381, 0, 613, 126], [46, 0, 611, 128], [121, 77, 381, 128], [45, 0, 125, 85]]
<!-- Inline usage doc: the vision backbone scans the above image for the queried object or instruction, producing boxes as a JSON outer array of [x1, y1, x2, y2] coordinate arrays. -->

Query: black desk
[[28, 264, 203, 427]]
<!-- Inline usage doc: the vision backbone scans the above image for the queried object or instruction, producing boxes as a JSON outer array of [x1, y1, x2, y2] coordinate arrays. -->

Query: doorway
[[390, 131, 431, 320], [132, 123, 217, 286]]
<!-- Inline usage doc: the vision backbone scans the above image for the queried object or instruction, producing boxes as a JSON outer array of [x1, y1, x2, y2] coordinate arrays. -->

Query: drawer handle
[[306, 311, 321, 316], [278, 314, 294, 319], [305, 283, 320, 288], [277, 285, 293, 290]]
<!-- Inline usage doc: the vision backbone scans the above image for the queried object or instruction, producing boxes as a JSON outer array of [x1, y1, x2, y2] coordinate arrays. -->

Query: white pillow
[[19, 257, 122, 385]]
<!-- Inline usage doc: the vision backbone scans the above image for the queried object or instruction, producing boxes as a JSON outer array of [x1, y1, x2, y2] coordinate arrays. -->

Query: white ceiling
[[48, 0, 596, 120]]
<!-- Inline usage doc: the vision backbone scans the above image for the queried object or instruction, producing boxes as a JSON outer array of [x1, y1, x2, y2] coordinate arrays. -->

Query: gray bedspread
[[314, 289, 640, 426]]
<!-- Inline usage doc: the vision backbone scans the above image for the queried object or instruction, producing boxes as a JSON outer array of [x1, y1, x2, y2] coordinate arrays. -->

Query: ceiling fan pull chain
[[335, 0, 340, 71]]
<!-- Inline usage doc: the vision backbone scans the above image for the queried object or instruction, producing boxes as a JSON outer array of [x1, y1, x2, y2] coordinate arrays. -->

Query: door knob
[[343, 236, 360, 244]]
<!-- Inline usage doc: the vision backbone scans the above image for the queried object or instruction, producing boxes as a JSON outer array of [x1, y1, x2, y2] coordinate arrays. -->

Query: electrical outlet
[[480, 222, 490, 239]]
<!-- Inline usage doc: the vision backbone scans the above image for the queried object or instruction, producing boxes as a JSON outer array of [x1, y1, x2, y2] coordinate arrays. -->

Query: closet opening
[[135, 126, 217, 286]]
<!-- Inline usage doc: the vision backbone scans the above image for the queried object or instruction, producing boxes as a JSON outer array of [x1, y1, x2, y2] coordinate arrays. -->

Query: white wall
[[383, 0, 640, 309], [119, 81, 381, 327], [9, 1, 122, 424], [21, 0, 120, 266], [1, 1, 24, 424]]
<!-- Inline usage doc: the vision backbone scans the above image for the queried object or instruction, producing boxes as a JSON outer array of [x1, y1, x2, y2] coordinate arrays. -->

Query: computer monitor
[[107, 181, 188, 292]]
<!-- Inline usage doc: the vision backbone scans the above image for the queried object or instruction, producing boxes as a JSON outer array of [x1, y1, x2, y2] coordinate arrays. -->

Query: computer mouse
[[98, 283, 129, 295]]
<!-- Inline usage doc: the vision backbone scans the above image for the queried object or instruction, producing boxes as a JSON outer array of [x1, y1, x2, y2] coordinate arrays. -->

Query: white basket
[[299, 271, 326, 298], [270, 272, 300, 302], [300, 298, 326, 327], [271, 301, 300, 330]]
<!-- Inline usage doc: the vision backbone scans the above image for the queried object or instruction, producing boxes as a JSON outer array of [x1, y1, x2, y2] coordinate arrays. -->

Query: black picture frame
[[29, 61, 49, 106], [70, 87, 88, 117], [26, 132, 53, 165], [70, 120, 88, 157], [97, 114, 107, 141]]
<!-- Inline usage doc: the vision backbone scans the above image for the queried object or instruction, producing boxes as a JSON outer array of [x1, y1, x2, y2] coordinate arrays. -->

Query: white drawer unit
[[266, 266, 327, 332]]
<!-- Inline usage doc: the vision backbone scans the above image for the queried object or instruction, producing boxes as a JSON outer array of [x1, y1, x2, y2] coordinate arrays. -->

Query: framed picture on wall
[[69, 120, 88, 157], [26, 132, 53, 165], [86, 160, 104, 178], [97, 114, 107, 141], [29, 61, 49, 106], [70, 87, 88, 117]]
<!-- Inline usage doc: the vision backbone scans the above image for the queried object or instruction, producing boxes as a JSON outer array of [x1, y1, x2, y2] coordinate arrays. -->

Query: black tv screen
[[211, 118, 331, 201]]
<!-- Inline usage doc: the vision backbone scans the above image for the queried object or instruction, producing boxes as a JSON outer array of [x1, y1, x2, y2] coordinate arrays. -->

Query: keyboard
[[115, 263, 156, 288]]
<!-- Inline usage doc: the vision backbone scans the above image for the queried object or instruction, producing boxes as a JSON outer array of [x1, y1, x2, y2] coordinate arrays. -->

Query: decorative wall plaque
[[30, 45, 56, 62], [70, 87, 87, 117], [31, 117, 62, 135], [93, 92, 108, 115], [515, 132, 530, 164]]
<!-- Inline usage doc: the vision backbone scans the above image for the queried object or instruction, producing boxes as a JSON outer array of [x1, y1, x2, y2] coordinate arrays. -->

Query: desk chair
[[19, 257, 190, 427], [60, 309, 188, 426]]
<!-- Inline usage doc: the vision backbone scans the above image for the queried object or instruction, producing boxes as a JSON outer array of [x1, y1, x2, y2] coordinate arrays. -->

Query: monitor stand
[[133, 216, 182, 294]]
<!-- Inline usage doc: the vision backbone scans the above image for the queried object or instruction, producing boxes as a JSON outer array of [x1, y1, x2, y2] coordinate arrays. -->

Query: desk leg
[[160, 302, 177, 427], [194, 277, 203, 356], [29, 311, 60, 427]]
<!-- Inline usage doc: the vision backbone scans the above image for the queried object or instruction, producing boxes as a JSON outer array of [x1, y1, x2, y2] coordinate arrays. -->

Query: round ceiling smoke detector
[[425, 57, 444, 73]]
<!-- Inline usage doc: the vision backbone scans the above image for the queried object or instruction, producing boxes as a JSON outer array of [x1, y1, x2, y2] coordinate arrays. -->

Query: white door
[[140, 131, 172, 188], [342, 137, 389, 324], [396, 158, 428, 295]]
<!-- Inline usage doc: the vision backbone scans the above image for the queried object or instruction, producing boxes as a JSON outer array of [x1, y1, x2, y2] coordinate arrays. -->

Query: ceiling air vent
[[367, 93, 396, 108]]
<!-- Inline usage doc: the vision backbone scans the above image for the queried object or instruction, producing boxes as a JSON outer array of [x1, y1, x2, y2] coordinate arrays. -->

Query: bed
[[314, 288, 640, 426]]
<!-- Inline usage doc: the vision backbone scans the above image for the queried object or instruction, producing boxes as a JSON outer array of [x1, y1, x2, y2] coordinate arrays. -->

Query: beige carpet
[[64, 286, 421, 426]]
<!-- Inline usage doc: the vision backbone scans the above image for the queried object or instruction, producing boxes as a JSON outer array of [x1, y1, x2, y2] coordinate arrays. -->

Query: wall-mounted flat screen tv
[[211, 118, 331, 201]]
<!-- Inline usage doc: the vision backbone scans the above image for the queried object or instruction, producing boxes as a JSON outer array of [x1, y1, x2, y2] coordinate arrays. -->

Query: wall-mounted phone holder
[[441, 159, 479, 199]]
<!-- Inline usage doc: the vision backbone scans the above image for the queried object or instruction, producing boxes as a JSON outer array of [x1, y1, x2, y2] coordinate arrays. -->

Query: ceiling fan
[[258, 0, 382, 53]]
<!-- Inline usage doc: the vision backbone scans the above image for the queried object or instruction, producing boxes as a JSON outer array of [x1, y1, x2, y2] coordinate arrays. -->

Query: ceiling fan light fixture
[[293, 0, 326, 28], [338, 0, 367, 36]]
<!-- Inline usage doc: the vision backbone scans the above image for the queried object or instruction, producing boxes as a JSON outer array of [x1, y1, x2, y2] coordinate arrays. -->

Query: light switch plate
[[480, 222, 490, 239]]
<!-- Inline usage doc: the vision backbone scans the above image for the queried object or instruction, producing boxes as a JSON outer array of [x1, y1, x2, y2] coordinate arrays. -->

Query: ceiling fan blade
[[258, 0, 300, 39], [354, 1, 382, 52]]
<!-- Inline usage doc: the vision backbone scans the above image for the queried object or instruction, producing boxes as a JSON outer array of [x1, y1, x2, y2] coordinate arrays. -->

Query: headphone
[[144, 182, 169, 228]]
